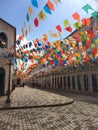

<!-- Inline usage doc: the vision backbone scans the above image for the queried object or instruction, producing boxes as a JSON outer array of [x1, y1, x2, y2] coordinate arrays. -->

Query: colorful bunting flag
[[44, 5, 52, 14], [72, 12, 80, 21], [34, 17, 39, 27], [31, 0, 38, 8], [26, 13, 30, 22], [28, 6, 33, 16], [24, 22, 26, 28], [81, 18, 91, 26], [65, 26, 72, 32], [49, 30, 58, 38], [43, 34, 48, 41], [25, 29, 28, 36], [53, 0, 59, 5], [73, 21, 82, 30], [56, 25, 62, 32], [63, 19, 70, 27], [38, 10, 46, 20], [29, 25, 33, 32], [92, 11, 98, 21], [82, 4, 94, 14], [47, 0, 54, 11]]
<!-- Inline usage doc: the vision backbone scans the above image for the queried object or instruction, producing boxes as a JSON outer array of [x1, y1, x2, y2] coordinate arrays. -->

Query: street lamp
[[6, 58, 13, 103], [1, 47, 15, 103]]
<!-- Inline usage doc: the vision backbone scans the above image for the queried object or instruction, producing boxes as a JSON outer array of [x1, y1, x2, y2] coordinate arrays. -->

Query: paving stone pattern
[[0, 87, 73, 109], [0, 87, 98, 130]]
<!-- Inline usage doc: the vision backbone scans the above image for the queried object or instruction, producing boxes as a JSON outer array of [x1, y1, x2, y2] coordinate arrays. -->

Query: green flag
[[92, 11, 98, 21], [82, 4, 94, 14]]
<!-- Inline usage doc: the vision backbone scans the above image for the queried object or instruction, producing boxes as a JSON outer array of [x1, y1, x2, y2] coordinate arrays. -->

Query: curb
[[0, 99, 74, 111]]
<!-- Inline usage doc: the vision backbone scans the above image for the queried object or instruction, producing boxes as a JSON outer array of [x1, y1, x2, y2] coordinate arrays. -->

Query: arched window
[[0, 32, 8, 49]]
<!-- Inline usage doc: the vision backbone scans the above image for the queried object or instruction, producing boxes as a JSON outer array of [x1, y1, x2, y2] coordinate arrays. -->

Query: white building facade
[[0, 18, 16, 96]]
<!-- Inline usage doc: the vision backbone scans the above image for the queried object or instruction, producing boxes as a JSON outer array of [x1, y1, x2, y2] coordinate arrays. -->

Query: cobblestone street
[[0, 87, 98, 130]]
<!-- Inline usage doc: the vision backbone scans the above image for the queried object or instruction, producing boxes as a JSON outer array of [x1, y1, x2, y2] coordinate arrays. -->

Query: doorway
[[0, 68, 5, 96]]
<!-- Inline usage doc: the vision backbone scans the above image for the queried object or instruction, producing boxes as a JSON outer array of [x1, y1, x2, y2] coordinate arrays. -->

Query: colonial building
[[0, 18, 16, 96]]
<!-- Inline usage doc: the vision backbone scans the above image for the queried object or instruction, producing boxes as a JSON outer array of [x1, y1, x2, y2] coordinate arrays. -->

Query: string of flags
[[15, 2, 98, 78]]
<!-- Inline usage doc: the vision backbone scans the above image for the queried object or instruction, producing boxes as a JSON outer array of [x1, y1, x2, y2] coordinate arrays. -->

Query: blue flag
[[44, 5, 52, 14], [31, 0, 38, 8]]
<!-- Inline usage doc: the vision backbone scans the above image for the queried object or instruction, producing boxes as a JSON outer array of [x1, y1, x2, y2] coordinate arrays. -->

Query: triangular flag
[[55, 40, 60, 47], [22, 27, 24, 36], [81, 18, 91, 26], [26, 13, 30, 22], [82, 4, 94, 14], [24, 22, 26, 28], [65, 26, 72, 32], [44, 5, 52, 14], [47, 0, 54, 11], [92, 11, 98, 21], [72, 12, 80, 21], [28, 6, 33, 16], [53, 0, 59, 5], [34, 17, 39, 27], [31, 0, 38, 8], [29, 25, 33, 32], [63, 19, 70, 27], [49, 31, 58, 37], [38, 10, 46, 20], [43, 34, 48, 41], [51, 33, 58, 38], [56, 25, 62, 32], [25, 29, 28, 37], [73, 21, 82, 30]]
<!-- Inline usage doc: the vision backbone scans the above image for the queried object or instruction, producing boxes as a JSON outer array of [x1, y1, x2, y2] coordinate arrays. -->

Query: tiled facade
[[0, 18, 16, 96]]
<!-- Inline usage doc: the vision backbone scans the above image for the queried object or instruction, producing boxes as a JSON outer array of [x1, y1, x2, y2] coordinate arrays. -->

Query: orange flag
[[47, 0, 54, 11], [72, 12, 80, 21], [81, 18, 91, 26]]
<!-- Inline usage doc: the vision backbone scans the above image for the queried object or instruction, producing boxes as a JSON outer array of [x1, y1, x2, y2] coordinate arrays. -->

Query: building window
[[77, 75, 81, 90], [84, 75, 89, 91], [0, 32, 8, 49], [64, 76, 66, 89], [60, 77, 62, 88], [72, 76, 75, 89], [67, 76, 70, 89], [92, 74, 98, 91]]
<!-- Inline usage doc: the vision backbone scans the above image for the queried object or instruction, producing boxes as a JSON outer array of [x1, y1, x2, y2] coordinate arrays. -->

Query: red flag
[[34, 17, 39, 27], [65, 26, 72, 32], [56, 25, 62, 32]]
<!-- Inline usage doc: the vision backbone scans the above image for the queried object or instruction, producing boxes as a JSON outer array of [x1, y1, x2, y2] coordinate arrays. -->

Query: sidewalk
[[0, 86, 74, 110]]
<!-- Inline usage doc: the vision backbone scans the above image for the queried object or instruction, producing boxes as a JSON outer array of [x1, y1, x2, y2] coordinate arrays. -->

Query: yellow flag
[[28, 6, 33, 16], [38, 10, 46, 20], [74, 21, 82, 30], [53, 0, 59, 5], [55, 40, 60, 47], [49, 30, 58, 38], [51, 33, 58, 37], [63, 19, 70, 27], [91, 44, 95, 48], [29, 25, 33, 32]]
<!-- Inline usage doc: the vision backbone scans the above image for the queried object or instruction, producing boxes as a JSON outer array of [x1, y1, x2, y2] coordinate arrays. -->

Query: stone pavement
[[0, 86, 98, 130], [0, 86, 73, 110]]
